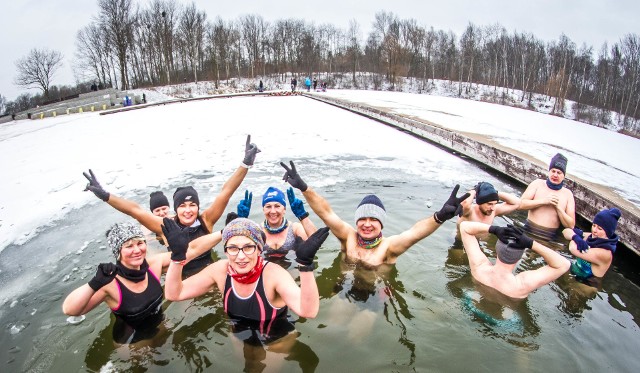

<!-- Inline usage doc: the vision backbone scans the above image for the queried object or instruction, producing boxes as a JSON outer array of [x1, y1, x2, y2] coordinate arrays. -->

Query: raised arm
[[83, 169, 163, 233], [281, 161, 353, 245], [494, 191, 521, 216], [518, 241, 570, 292], [287, 187, 317, 238], [62, 263, 116, 316], [459, 221, 492, 269], [200, 135, 260, 230]]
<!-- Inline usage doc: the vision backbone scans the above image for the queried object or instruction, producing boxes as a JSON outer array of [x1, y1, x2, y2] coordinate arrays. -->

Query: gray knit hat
[[106, 222, 145, 258], [495, 239, 525, 265], [222, 218, 265, 249], [354, 195, 387, 228]]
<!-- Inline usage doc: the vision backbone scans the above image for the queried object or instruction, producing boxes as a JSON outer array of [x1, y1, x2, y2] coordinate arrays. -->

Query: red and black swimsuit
[[223, 262, 294, 343]]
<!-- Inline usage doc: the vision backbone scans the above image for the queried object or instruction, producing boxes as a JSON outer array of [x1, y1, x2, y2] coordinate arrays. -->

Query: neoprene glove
[[287, 187, 309, 220], [83, 169, 110, 202], [295, 227, 330, 270], [488, 225, 519, 244], [572, 234, 590, 253], [237, 190, 252, 218], [88, 263, 117, 291], [161, 217, 188, 261], [434, 185, 470, 223], [280, 161, 308, 192], [243, 135, 261, 166], [508, 226, 534, 249]]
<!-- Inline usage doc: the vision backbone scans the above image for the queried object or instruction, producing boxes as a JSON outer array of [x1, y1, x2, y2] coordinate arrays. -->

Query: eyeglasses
[[224, 243, 258, 256]]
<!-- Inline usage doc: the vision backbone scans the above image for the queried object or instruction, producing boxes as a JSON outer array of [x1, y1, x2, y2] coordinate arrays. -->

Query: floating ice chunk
[[66, 315, 85, 324], [10, 323, 27, 334], [10, 300, 18, 308]]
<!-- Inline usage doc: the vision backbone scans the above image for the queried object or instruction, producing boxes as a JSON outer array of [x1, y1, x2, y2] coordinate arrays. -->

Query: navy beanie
[[354, 195, 387, 228], [262, 186, 286, 207], [549, 153, 568, 174], [173, 186, 200, 211], [475, 182, 499, 205], [149, 191, 170, 211], [593, 208, 621, 238]]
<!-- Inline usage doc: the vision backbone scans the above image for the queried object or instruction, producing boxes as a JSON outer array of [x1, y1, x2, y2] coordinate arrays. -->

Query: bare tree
[[14, 48, 64, 98], [0, 94, 6, 115]]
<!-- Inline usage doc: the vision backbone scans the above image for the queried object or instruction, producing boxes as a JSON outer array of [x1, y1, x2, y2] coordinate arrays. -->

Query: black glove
[[161, 217, 188, 261], [280, 160, 308, 192], [489, 224, 520, 244], [83, 169, 110, 202], [88, 263, 117, 291], [243, 135, 261, 166], [295, 227, 330, 271], [434, 185, 470, 223], [509, 226, 534, 250], [225, 211, 239, 225], [287, 187, 309, 220]]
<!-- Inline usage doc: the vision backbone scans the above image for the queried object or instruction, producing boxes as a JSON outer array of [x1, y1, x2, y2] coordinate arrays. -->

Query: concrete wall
[[305, 93, 640, 255]]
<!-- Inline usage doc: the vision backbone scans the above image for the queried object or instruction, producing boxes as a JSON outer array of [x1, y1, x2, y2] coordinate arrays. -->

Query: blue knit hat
[[549, 153, 568, 174], [262, 186, 286, 207], [222, 218, 265, 249], [173, 186, 200, 211], [475, 182, 499, 205], [593, 208, 621, 238], [354, 195, 386, 228]]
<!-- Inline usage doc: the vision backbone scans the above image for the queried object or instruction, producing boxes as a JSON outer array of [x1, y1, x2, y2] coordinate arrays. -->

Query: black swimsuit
[[178, 219, 213, 275]]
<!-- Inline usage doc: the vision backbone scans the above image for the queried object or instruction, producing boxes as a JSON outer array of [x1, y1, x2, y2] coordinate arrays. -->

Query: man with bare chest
[[458, 182, 520, 225], [280, 161, 469, 267], [519, 153, 575, 240]]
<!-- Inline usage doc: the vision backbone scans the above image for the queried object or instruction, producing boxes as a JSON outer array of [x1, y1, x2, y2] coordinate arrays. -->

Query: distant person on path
[[305, 77, 311, 92], [458, 182, 520, 225], [519, 153, 575, 239], [62, 220, 212, 343], [258, 80, 264, 92], [83, 135, 260, 274], [280, 160, 470, 267], [291, 77, 297, 92], [235, 187, 317, 259], [313, 78, 318, 91], [562, 208, 621, 288], [164, 217, 330, 343], [459, 221, 570, 298]]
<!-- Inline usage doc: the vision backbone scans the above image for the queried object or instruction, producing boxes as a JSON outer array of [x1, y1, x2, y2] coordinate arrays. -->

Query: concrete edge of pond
[[303, 92, 640, 256]]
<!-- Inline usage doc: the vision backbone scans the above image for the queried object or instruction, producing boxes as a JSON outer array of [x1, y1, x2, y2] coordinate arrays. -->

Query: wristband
[[298, 264, 314, 272], [240, 163, 251, 169], [171, 259, 186, 266], [433, 212, 444, 224], [297, 212, 309, 221]]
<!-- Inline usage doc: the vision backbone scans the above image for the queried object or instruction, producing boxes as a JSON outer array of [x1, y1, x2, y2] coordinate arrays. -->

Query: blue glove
[[572, 234, 589, 253], [237, 190, 252, 218], [287, 187, 309, 220], [572, 227, 584, 238]]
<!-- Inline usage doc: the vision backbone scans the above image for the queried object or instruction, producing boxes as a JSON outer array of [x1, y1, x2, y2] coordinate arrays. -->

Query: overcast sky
[[2, 0, 639, 102]]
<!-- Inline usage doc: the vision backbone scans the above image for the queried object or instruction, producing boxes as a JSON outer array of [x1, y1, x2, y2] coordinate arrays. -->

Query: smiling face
[[225, 235, 260, 274], [119, 238, 147, 269], [591, 223, 608, 239], [356, 217, 382, 240], [263, 202, 285, 227], [548, 168, 565, 185], [176, 201, 199, 226]]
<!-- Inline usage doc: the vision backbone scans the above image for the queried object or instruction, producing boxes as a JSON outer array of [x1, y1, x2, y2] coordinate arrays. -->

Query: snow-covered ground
[[1, 87, 638, 252]]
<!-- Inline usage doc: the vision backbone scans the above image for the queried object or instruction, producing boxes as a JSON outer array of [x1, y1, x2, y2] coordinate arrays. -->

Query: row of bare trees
[[4, 0, 640, 135]]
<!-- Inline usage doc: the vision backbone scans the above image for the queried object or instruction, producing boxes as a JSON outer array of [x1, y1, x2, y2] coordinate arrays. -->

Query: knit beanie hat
[[222, 218, 265, 249], [593, 208, 622, 238], [106, 222, 144, 259], [475, 182, 499, 205], [549, 153, 568, 174], [495, 239, 525, 265], [149, 191, 170, 211], [262, 186, 286, 207], [173, 186, 200, 211], [354, 195, 387, 228]]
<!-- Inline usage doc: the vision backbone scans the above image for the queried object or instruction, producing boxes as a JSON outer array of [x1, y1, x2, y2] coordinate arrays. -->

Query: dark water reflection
[[1, 154, 640, 372]]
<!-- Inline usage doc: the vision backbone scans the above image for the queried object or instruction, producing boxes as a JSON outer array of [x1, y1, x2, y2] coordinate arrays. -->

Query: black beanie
[[475, 182, 499, 205], [549, 153, 568, 174], [149, 191, 170, 211], [173, 186, 200, 211]]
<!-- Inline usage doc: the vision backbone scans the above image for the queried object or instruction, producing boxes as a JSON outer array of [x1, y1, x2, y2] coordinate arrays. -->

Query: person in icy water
[[82, 135, 260, 275], [163, 217, 330, 344], [519, 153, 576, 240], [62, 220, 215, 343], [234, 186, 317, 260], [562, 207, 621, 288], [459, 221, 570, 298], [458, 181, 520, 225], [279, 160, 470, 267]]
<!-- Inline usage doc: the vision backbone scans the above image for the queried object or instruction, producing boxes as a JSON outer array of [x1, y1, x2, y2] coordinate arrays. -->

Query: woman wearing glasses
[[163, 217, 330, 343]]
